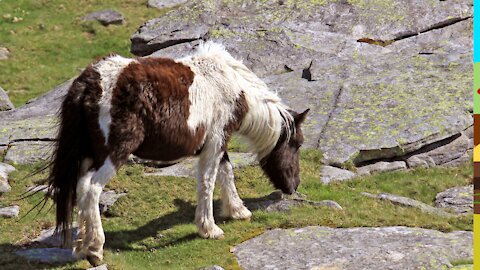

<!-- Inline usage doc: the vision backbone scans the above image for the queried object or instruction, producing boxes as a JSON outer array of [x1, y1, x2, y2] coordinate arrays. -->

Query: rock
[[148, 0, 188, 9], [246, 191, 342, 212], [233, 226, 472, 270], [362, 192, 454, 218], [99, 190, 127, 214], [145, 152, 257, 178], [435, 185, 472, 214], [406, 155, 434, 168], [83, 9, 125, 26], [0, 205, 19, 218], [88, 265, 108, 270], [357, 161, 407, 176], [4, 141, 54, 164], [0, 163, 15, 193], [320, 165, 355, 184], [0, 47, 9, 60], [0, 86, 14, 111], [132, 0, 472, 166], [197, 266, 224, 270], [15, 248, 77, 263], [33, 225, 79, 247]]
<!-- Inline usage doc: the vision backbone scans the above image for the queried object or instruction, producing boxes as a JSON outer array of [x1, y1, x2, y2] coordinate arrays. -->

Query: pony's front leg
[[217, 153, 251, 220], [195, 148, 224, 239]]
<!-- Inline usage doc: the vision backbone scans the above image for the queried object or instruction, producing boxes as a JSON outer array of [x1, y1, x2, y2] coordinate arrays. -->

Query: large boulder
[[233, 226, 473, 270], [132, 0, 472, 166]]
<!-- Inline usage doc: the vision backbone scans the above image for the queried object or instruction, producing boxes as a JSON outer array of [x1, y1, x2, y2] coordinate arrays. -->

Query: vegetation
[[0, 0, 165, 106], [0, 150, 472, 269]]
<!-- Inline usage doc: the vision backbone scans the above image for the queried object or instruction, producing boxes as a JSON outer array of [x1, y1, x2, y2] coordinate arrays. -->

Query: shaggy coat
[[48, 42, 308, 266]]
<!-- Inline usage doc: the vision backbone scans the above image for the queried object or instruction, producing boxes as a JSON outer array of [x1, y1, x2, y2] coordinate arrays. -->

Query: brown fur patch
[[107, 57, 205, 166]]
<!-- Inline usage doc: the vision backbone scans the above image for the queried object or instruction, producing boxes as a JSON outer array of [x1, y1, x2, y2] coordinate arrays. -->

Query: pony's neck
[[238, 100, 292, 160]]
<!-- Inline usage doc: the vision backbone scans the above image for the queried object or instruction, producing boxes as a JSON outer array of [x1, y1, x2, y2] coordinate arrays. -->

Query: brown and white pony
[[47, 41, 308, 266]]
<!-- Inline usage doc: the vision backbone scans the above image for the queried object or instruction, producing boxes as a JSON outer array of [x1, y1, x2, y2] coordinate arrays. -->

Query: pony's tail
[[48, 79, 91, 246]]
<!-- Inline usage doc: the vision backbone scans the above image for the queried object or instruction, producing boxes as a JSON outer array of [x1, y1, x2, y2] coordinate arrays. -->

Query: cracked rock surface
[[233, 226, 473, 270], [132, 0, 472, 166]]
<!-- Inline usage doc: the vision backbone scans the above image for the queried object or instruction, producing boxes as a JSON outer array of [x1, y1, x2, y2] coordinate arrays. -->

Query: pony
[[47, 41, 309, 266]]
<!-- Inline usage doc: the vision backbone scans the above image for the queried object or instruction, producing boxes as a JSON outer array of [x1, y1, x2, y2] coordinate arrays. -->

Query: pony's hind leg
[[217, 153, 251, 220], [76, 157, 117, 266], [74, 158, 94, 258]]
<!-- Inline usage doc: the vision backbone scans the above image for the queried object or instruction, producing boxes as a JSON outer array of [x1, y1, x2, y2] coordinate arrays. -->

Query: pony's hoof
[[87, 255, 102, 267], [198, 224, 224, 239], [222, 205, 252, 220]]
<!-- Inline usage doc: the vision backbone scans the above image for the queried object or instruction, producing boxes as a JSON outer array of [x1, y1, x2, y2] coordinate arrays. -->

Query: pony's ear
[[294, 108, 310, 125]]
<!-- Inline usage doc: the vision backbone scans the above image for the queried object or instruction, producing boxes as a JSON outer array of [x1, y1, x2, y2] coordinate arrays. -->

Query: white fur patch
[[93, 55, 135, 144], [91, 157, 116, 187], [178, 41, 293, 159]]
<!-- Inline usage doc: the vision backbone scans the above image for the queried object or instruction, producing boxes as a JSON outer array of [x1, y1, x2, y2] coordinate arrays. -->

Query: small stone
[[83, 9, 125, 26], [0, 85, 14, 111], [87, 264, 108, 270], [0, 180, 11, 193], [148, 0, 188, 9], [0, 47, 10, 60], [435, 185, 472, 214], [0, 205, 19, 218], [357, 161, 407, 176], [197, 265, 225, 270], [246, 191, 342, 212], [33, 225, 79, 247], [15, 248, 77, 263], [99, 190, 127, 214], [320, 165, 355, 184], [362, 192, 454, 218]]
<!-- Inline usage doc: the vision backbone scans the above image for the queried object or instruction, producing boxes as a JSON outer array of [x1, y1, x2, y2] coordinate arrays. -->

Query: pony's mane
[[181, 41, 294, 159]]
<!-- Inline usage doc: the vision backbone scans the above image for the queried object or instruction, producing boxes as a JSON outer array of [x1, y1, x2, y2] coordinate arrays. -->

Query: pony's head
[[260, 108, 309, 194]]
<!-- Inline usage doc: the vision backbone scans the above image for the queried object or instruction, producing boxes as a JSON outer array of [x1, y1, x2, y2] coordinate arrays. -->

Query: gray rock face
[[148, 0, 188, 9], [233, 226, 473, 270], [320, 165, 355, 184], [83, 9, 125, 26], [15, 248, 77, 263], [0, 47, 9, 60], [132, 0, 472, 166], [0, 79, 72, 164], [0, 205, 19, 218], [357, 161, 407, 176], [0, 86, 14, 111], [435, 185, 472, 214], [99, 190, 127, 214], [362, 192, 454, 218], [197, 266, 224, 270]]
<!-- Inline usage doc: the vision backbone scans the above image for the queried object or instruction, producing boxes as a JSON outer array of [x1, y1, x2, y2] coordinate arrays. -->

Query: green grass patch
[[0, 0, 165, 106], [0, 152, 472, 269]]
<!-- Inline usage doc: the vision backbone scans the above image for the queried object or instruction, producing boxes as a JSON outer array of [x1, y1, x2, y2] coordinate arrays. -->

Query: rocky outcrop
[[435, 185, 472, 214], [83, 9, 125, 26], [233, 226, 473, 270], [320, 165, 355, 184], [132, 0, 472, 168]]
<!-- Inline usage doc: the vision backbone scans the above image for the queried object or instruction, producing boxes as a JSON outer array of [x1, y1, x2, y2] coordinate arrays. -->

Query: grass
[[0, 150, 472, 270], [0, 0, 165, 106]]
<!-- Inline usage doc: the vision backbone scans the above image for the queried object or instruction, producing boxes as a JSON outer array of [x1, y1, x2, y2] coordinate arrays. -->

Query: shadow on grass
[[104, 193, 278, 251]]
